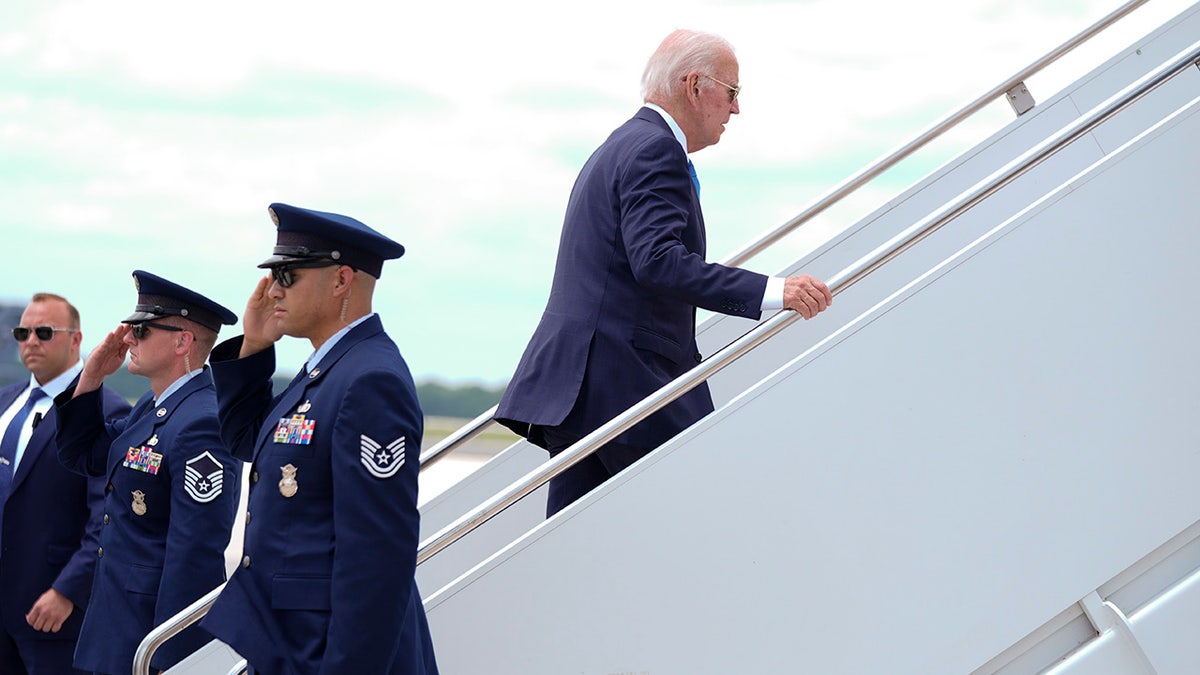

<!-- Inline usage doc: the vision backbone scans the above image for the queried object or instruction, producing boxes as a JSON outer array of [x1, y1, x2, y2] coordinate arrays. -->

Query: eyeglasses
[[129, 322, 185, 340], [269, 260, 342, 288], [12, 326, 77, 342], [702, 73, 740, 104]]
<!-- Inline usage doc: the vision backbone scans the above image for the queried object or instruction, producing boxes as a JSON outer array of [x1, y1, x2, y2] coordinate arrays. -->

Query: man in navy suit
[[55, 272, 240, 674], [200, 203, 438, 674], [0, 293, 129, 675], [496, 29, 834, 516]]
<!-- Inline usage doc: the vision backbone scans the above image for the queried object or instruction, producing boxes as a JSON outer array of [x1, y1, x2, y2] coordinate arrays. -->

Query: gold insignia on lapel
[[155, 407, 167, 418], [279, 464, 298, 498], [132, 490, 147, 516]]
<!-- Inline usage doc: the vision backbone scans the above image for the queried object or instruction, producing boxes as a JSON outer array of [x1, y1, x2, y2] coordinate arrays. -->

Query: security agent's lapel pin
[[279, 464, 298, 498], [131, 490, 147, 516]]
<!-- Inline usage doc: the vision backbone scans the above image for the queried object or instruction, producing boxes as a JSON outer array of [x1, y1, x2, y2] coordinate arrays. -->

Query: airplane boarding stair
[[140, 2, 1200, 672], [419, 6, 1200, 675]]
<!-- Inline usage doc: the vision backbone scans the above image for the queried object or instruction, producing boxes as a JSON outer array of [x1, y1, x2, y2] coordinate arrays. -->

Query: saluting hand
[[75, 324, 131, 396], [240, 275, 285, 358], [783, 274, 833, 320]]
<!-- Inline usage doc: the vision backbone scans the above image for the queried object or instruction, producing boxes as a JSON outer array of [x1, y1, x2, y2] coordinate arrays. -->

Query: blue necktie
[[0, 388, 47, 548], [687, 160, 701, 195]]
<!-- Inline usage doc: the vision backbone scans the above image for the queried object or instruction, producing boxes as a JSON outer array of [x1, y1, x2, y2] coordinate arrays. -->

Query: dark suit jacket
[[496, 107, 768, 452], [56, 370, 239, 675], [0, 379, 129, 645], [201, 316, 438, 675]]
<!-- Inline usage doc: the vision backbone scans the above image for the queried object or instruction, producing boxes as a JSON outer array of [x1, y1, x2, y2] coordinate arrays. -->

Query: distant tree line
[[415, 380, 506, 419]]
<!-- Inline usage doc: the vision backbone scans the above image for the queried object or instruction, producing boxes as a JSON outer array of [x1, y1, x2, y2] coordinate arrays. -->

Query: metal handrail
[[132, 17, 1195, 675], [415, 38, 1200, 566], [418, 404, 498, 469], [718, 0, 1148, 268], [416, 0, 1149, 471], [133, 581, 224, 675]]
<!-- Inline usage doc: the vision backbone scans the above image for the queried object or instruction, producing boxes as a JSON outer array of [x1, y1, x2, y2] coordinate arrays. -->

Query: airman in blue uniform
[[200, 203, 438, 674], [54, 271, 240, 674]]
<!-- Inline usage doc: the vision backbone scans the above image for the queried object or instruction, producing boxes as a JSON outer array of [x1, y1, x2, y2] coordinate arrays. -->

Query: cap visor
[[122, 310, 167, 324], [257, 254, 306, 268]]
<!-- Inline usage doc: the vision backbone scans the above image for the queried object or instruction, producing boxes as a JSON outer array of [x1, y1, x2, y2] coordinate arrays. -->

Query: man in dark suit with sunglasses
[[54, 272, 240, 674], [0, 293, 129, 675], [496, 29, 833, 517], [199, 203, 438, 674]]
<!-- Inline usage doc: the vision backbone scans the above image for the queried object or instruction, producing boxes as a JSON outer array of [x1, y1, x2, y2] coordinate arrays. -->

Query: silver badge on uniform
[[183, 451, 224, 503], [279, 464, 298, 497], [360, 435, 406, 479], [132, 490, 147, 516]]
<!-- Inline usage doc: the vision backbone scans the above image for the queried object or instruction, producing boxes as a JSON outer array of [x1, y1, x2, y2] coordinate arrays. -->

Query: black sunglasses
[[269, 260, 342, 288], [12, 325, 77, 342], [129, 322, 186, 340]]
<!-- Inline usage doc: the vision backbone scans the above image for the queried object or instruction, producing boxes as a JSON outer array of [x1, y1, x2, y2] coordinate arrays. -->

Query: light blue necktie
[[687, 159, 701, 195]]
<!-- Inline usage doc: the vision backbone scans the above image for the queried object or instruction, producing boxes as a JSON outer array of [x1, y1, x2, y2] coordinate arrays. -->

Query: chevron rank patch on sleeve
[[360, 434, 406, 479], [184, 450, 225, 503]]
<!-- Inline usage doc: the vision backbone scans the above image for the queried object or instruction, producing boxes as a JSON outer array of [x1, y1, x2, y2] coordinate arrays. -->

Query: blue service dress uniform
[[200, 315, 438, 675], [55, 371, 239, 674]]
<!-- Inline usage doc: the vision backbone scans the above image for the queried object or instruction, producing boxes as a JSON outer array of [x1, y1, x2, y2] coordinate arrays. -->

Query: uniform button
[[251, 471, 259, 484], [106, 483, 114, 492], [694, 353, 702, 363], [245, 511, 251, 525], [242, 555, 251, 568], [97, 547, 104, 558], [103, 514, 110, 525]]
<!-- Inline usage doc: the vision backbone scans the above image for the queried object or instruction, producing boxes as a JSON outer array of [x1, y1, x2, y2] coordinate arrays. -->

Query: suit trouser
[[542, 427, 651, 517], [0, 627, 89, 675]]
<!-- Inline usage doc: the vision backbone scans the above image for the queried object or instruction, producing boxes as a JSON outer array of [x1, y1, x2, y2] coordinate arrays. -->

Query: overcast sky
[[1, 0, 1191, 384]]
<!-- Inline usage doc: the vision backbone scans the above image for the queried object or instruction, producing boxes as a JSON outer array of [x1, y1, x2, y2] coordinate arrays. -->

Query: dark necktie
[[0, 388, 47, 493], [687, 159, 701, 195]]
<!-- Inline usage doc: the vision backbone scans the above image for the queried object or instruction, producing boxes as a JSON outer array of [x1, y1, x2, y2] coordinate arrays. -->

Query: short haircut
[[30, 292, 81, 329]]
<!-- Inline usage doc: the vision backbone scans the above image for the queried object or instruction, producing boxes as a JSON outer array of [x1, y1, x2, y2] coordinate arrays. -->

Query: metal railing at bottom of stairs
[[134, 36, 1200, 675]]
